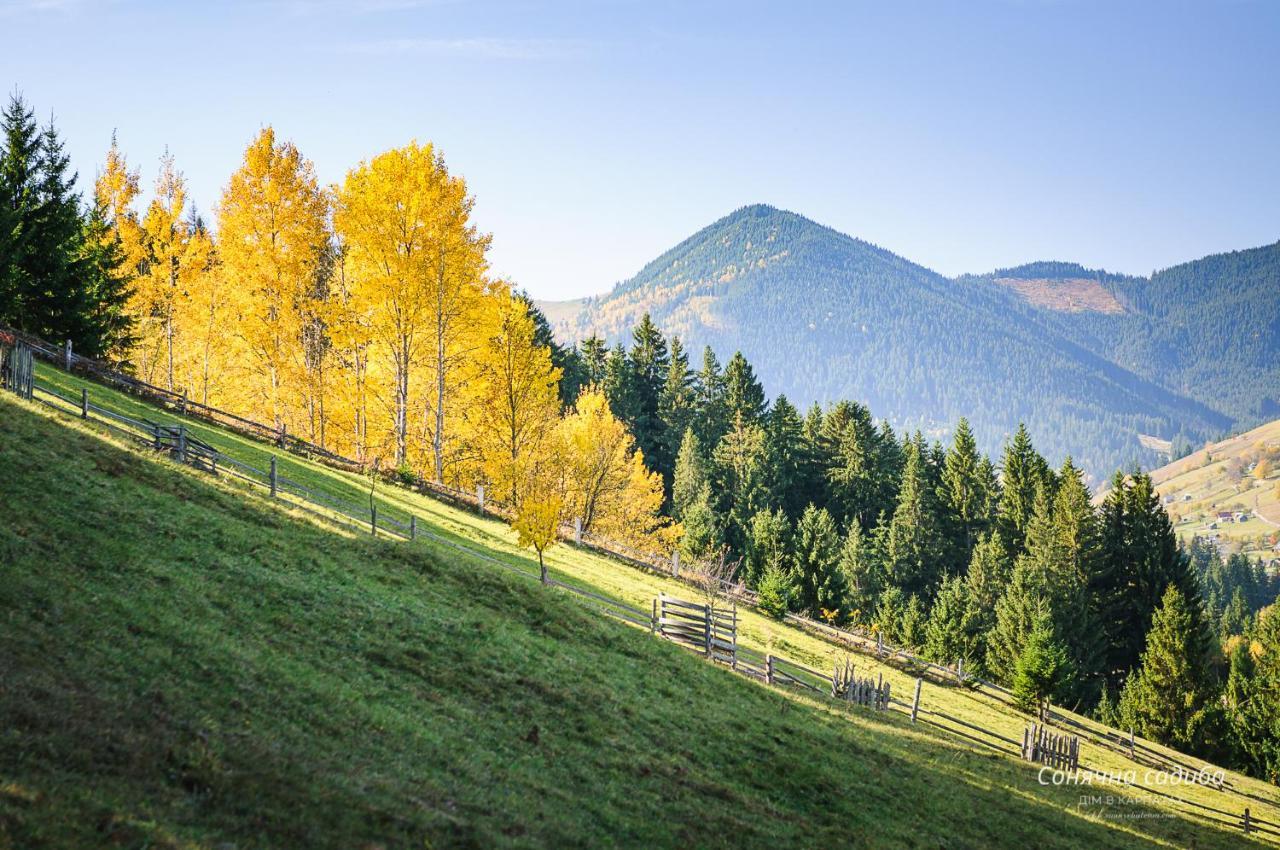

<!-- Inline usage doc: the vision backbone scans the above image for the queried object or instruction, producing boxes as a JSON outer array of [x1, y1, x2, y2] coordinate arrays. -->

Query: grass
[[9, 365, 1280, 846]]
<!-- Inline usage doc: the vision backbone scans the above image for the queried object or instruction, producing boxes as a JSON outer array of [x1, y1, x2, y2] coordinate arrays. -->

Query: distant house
[[1234, 511, 1249, 522], [1217, 511, 1235, 522], [1182, 494, 1193, 502], [1209, 522, 1219, 530]]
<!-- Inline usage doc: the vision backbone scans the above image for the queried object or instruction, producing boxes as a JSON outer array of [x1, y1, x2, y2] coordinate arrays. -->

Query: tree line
[[0, 93, 672, 555]]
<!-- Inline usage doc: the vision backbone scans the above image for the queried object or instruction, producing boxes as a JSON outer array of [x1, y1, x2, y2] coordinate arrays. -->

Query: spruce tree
[[628, 313, 671, 477], [671, 428, 708, 523], [711, 414, 769, 557], [923, 574, 982, 667], [996, 424, 1046, 557], [938, 418, 992, 572], [745, 507, 790, 588], [790, 504, 847, 619], [1116, 585, 1215, 750], [756, 553, 796, 619], [1012, 608, 1073, 716], [579, 334, 607, 386], [723, 350, 767, 424], [884, 434, 943, 598], [839, 518, 886, 618], [987, 558, 1045, 681], [762, 394, 815, 518], [693, 345, 728, 446], [80, 187, 136, 358], [658, 336, 696, 476]]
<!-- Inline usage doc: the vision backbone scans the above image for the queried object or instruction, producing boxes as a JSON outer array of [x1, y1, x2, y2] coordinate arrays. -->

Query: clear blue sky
[[3, 0, 1278, 300]]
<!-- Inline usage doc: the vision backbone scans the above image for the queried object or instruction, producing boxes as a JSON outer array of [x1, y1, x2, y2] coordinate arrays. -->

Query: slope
[[549, 204, 1230, 482], [4, 365, 1279, 847]]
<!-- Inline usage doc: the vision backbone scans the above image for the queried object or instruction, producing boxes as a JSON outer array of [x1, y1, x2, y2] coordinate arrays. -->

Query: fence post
[[956, 657, 964, 684], [1243, 807, 1252, 835], [911, 678, 923, 723], [371, 503, 378, 536], [180, 389, 187, 415], [80, 387, 88, 419], [672, 549, 680, 579], [574, 516, 582, 544], [64, 339, 72, 370], [1128, 728, 1135, 760], [477, 483, 485, 514], [876, 631, 884, 657], [703, 604, 712, 657], [410, 515, 417, 541], [766, 654, 775, 685], [269, 457, 278, 497], [177, 425, 187, 463], [651, 598, 657, 633]]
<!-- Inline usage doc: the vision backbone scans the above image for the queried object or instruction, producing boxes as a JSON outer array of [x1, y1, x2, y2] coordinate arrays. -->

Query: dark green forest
[[538, 305, 1280, 783]]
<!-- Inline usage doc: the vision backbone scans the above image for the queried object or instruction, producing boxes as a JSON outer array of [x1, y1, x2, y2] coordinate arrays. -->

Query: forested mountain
[[548, 204, 1237, 482], [973, 244, 1280, 430]]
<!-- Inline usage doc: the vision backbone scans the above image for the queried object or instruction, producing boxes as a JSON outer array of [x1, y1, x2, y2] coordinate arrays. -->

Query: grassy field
[[9, 365, 1280, 846], [1139, 417, 1280, 558]]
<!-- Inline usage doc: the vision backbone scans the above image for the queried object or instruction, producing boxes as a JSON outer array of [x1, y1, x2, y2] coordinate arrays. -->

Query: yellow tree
[[511, 459, 566, 584], [137, 151, 193, 389], [171, 216, 227, 407], [217, 127, 330, 435], [557, 387, 675, 553], [467, 291, 562, 504], [322, 238, 375, 461], [332, 141, 490, 477], [94, 134, 146, 284]]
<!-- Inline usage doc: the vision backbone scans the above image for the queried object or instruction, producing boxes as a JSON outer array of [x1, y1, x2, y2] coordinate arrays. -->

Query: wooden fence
[[1022, 722, 1080, 771]]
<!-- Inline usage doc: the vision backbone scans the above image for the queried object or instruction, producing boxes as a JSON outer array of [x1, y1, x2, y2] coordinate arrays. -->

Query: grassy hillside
[[5, 370, 1279, 847], [549, 204, 1229, 482], [1139, 417, 1280, 558]]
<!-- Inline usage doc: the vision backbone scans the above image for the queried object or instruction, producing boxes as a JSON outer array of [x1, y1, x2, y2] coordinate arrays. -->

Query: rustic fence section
[[0, 334, 34, 399], [1022, 723, 1080, 771], [831, 659, 890, 710]]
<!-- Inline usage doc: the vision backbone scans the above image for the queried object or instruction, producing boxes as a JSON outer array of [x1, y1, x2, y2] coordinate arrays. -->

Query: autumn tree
[[136, 150, 196, 389], [217, 128, 330, 434], [333, 141, 490, 477]]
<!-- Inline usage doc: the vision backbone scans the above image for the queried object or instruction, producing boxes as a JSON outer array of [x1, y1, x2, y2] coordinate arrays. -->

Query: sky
[[2, 0, 1278, 301]]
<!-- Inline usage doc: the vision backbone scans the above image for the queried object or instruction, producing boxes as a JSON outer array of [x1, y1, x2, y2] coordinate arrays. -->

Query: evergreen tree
[[516, 293, 582, 407], [996, 424, 1046, 557], [602, 343, 631, 417], [671, 428, 708, 522], [1116, 585, 1216, 751], [723, 350, 767, 424], [627, 313, 670, 477], [821, 401, 898, 530], [923, 574, 982, 667], [761, 394, 816, 518], [80, 190, 136, 357], [1012, 608, 1073, 717], [672, 429, 724, 560], [790, 504, 847, 619], [987, 557, 1045, 681], [711, 414, 769, 557], [744, 507, 790, 588], [579, 334, 607, 386], [0, 94, 102, 351], [756, 553, 795, 620], [883, 434, 943, 598], [938, 417, 993, 572], [1223, 609, 1280, 782], [840, 518, 886, 618], [1096, 471, 1205, 692], [658, 335, 696, 476], [692, 345, 728, 446]]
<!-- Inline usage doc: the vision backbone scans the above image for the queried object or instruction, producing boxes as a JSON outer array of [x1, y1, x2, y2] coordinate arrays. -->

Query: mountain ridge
[[543, 204, 1272, 481]]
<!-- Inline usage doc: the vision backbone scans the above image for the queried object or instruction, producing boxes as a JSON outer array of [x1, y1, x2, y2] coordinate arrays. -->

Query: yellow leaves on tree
[[557, 387, 677, 555], [332, 142, 490, 479], [512, 480, 564, 584], [468, 292, 562, 505], [94, 135, 146, 280], [217, 127, 329, 435]]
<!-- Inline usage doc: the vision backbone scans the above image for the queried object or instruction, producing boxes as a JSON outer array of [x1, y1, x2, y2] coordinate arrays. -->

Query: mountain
[[546, 204, 1237, 482]]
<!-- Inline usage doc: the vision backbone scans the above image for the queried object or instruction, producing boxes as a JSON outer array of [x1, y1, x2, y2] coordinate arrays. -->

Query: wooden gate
[[656, 595, 737, 665], [1022, 723, 1079, 771], [1, 337, 34, 399]]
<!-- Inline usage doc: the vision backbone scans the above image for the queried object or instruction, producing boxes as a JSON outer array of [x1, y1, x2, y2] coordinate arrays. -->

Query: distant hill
[[546, 204, 1236, 482], [1127, 417, 1280, 559]]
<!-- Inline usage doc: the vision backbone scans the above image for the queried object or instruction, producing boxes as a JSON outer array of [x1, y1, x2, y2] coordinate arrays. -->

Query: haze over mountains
[[544, 204, 1280, 483]]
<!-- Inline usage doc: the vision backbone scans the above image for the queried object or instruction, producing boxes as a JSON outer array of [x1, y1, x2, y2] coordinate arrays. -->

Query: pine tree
[[79, 190, 136, 357], [1096, 470, 1205, 692], [923, 574, 982, 667], [627, 313, 671, 477], [723, 350, 766, 424], [1012, 607, 1073, 716], [996, 424, 1046, 557], [761, 394, 815, 518], [987, 557, 1045, 682], [938, 417, 992, 572], [603, 343, 631, 419], [0, 94, 96, 350], [711, 414, 769, 557], [790, 504, 847, 619], [757, 553, 795, 619], [658, 335, 696, 483], [693, 345, 728, 446], [840, 518, 886, 618], [579, 334, 607, 386], [884, 434, 943, 598], [744, 507, 790, 588], [1116, 585, 1216, 750]]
